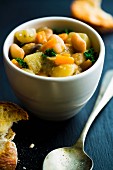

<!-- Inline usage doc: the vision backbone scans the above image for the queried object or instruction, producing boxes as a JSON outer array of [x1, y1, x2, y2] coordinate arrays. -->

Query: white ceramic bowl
[[3, 16, 105, 120]]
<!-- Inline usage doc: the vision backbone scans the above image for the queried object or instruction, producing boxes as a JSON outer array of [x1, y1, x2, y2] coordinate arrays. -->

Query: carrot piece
[[36, 31, 47, 44], [58, 33, 68, 42], [41, 38, 57, 52], [55, 54, 74, 65]]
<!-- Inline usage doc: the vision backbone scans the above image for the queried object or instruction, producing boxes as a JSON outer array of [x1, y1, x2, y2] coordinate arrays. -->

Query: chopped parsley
[[15, 58, 28, 68], [84, 48, 97, 64], [42, 48, 56, 58]]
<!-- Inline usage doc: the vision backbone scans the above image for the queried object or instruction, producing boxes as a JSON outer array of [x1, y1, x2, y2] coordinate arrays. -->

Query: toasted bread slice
[[71, 0, 113, 33], [0, 102, 28, 137], [0, 102, 28, 170]]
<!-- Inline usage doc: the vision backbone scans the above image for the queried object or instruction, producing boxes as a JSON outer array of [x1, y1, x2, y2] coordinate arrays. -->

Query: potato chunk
[[72, 53, 86, 65], [15, 28, 36, 44], [24, 52, 42, 74], [51, 64, 77, 77]]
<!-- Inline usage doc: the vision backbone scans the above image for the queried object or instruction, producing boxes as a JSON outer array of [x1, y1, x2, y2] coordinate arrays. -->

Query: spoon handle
[[77, 76, 113, 147]]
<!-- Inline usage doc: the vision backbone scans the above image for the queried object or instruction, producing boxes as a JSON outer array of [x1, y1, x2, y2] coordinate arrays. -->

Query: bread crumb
[[29, 143, 35, 148]]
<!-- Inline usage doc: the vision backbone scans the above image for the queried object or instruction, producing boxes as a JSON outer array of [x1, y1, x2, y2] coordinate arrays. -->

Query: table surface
[[1, 0, 113, 170]]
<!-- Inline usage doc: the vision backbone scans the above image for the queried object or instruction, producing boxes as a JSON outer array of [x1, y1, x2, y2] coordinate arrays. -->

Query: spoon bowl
[[43, 146, 92, 170], [43, 72, 113, 170]]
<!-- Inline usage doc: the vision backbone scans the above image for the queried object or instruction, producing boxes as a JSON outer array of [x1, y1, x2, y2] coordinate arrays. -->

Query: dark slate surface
[[0, 0, 113, 169]]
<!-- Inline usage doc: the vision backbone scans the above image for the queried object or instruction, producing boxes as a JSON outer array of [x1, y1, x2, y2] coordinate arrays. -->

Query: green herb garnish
[[84, 48, 97, 64], [42, 48, 56, 58], [15, 58, 28, 68]]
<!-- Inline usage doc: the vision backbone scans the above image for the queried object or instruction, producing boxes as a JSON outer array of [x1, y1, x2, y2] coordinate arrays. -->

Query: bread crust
[[0, 102, 28, 170], [0, 101, 28, 121], [71, 0, 113, 33], [0, 141, 17, 170]]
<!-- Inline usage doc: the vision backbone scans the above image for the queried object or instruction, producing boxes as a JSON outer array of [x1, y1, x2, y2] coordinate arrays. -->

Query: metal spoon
[[43, 71, 113, 170]]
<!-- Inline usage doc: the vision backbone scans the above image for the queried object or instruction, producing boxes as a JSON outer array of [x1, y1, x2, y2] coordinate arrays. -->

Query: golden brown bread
[[0, 102, 28, 170], [71, 0, 113, 33], [0, 141, 17, 170]]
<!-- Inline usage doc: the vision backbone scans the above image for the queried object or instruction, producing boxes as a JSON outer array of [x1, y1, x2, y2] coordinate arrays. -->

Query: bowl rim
[[3, 16, 105, 82]]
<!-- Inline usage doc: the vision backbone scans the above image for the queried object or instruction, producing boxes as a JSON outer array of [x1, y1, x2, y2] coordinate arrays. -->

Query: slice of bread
[[0, 102, 28, 170], [71, 0, 113, 33]]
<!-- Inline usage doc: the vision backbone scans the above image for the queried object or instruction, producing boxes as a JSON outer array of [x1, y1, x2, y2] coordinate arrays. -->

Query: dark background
[[0, 0, 113, 170]]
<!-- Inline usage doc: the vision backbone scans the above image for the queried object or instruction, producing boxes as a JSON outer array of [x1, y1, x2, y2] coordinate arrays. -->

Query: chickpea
[[71, 33, 86, 52], [10, 43, 25, 59]]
